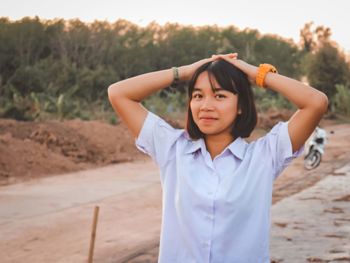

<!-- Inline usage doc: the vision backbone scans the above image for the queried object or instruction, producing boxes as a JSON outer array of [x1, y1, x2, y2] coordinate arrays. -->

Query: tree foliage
[[300, 22, 350, 108], [306, 43, 350, 100], [1, 17, 345, 121]]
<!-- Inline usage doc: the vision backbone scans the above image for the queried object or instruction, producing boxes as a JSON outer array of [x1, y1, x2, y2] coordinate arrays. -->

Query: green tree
[[255, 35, 302, 79], [306, 43, 350, 103], [333, 84, 350, 116], [0, 17, 325, 120], [299, 22, 316, 53]]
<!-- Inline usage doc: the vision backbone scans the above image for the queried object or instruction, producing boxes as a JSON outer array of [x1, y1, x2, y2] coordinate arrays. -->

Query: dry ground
[[0, 111, 349, 262]]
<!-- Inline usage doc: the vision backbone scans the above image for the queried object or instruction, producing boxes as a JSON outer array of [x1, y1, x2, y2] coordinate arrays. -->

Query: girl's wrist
[[242, 63, 258, 85], [178, 66, 190, 81], [245, 63, 258, 80]]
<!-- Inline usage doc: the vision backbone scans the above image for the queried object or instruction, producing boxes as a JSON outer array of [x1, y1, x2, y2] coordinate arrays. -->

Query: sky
[[1, 0, 349, 53]]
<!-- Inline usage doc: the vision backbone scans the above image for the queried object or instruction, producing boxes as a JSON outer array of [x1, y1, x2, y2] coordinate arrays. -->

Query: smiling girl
[[107, 53, 328, 263]]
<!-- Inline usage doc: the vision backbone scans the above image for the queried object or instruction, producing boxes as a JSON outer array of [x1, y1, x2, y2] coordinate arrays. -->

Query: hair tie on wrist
[[171, 67, 180, 88]]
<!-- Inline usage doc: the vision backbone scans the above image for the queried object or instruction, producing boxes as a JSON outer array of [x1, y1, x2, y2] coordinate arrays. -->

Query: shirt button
[[206, 215, 213, 220], [203, 241, 210, 247]]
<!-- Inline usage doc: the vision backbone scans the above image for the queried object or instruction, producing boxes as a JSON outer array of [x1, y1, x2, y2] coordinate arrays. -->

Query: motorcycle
[[304, 127, 329, 170]]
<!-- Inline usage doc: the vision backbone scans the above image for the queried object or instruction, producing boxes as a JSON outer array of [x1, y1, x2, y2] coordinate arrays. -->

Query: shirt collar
[[185, 138, 206, 155], [227, 137, 248, 160], [185, 136, 248, 160]]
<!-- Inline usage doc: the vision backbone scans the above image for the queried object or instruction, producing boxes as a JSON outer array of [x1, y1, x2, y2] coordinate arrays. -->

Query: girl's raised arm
[[107, 56, 219, 138], [213, 53, 328, 153]]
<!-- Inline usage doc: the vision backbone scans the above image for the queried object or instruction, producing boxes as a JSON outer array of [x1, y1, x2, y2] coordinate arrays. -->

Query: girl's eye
[[215, 94, 226, 99], [192, 93, 202, 99]]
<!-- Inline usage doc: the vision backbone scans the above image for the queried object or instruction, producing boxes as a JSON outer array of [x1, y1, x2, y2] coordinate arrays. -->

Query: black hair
[[186, 59, 257, 139]]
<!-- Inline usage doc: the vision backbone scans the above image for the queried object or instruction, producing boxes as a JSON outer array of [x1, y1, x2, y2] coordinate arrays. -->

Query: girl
[[107, 53, 328, 263]]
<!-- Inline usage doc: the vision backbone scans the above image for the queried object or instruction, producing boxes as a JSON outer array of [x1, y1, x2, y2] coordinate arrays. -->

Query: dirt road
[[271, 163, 350, 262], [0, 123, 349, 263], [0, 160, 162, 263]]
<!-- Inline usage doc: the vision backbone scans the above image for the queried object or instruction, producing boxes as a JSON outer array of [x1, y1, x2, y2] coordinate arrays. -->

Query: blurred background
[[0, 0, 349, 123], [1, 1, 350, 262]]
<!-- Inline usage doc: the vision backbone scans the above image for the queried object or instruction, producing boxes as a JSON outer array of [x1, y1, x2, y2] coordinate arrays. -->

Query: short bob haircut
[[186, 59, 257, 140]]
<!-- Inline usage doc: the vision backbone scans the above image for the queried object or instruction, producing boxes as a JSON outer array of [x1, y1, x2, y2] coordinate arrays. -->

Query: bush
[[332, 84, 350, 116], [253, 88, 294, 112], [0, 89, 41, 121], [142, 90, 187, 116]]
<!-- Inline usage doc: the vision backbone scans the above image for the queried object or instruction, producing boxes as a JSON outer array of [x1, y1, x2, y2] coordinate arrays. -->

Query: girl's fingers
[[212, 53, 238, 59]]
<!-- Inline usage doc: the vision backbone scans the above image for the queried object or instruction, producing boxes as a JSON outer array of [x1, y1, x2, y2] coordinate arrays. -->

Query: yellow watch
[[256, 63, 278, 88]]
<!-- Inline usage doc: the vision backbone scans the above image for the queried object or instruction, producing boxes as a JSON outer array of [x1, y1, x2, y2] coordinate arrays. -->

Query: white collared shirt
[[135, 111, 304, 263]]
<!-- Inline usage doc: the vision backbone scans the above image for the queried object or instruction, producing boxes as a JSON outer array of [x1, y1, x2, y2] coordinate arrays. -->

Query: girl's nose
[[200, 97, 215, 111]]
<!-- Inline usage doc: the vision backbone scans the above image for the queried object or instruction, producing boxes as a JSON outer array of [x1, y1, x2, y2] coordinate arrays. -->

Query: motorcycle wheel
[[304, 150, 322, 170]]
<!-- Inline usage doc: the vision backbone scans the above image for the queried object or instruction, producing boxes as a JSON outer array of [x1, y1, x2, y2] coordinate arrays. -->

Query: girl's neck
[[204, 133, 235, 160]]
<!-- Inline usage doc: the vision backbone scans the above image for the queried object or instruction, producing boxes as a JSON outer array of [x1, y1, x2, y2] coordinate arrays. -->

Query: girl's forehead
[[196, 71, 215, 83], [194, 72, 222, 92]]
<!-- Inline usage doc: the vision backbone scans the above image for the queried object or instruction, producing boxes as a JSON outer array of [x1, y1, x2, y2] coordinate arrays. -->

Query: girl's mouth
[[200, 117, 218, 123]]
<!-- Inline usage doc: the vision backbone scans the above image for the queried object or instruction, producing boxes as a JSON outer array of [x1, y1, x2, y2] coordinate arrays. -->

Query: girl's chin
[[198, 127, 222, 135], [198, 125, 233, 137]]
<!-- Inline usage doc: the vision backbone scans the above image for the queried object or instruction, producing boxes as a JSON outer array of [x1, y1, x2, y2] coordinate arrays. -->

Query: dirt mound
[[0, 108, 325, 186], [0, 132, 80, 184], [0, 118, 146, 185]]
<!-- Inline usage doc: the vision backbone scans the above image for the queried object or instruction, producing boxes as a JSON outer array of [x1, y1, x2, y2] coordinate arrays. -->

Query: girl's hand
[[179, 55, 226, 81], [211, 53, 258, 85]]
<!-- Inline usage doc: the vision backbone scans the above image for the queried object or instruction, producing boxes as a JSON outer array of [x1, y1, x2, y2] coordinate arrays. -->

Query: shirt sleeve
[[262, 121, 305, 180], [135, 111, 184, 168]]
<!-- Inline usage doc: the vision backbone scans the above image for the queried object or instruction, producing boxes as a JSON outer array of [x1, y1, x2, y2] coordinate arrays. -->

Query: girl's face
[[190, 71, 240, 138]]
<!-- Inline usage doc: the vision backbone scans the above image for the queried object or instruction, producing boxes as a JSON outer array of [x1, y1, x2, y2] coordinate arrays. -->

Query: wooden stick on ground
[[88, 206, 100, 263]]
